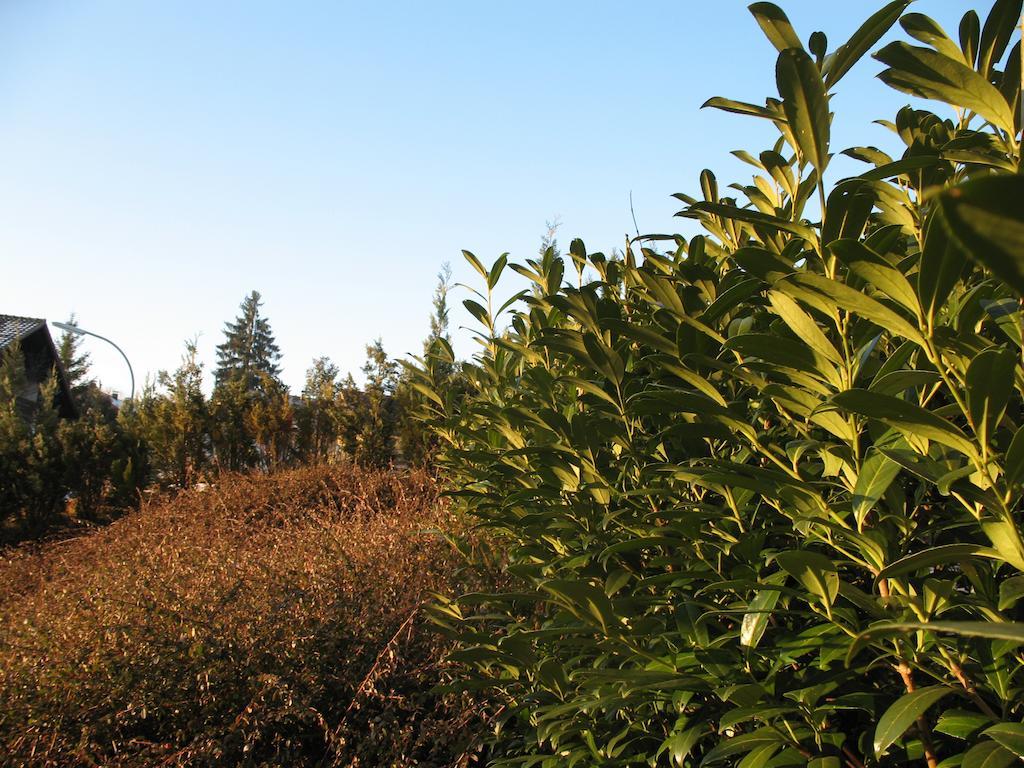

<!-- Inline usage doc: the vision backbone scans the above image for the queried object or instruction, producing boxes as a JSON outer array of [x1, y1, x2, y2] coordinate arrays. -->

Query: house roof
[[0, 315, 46, 351], [0, 314, 77, 418]]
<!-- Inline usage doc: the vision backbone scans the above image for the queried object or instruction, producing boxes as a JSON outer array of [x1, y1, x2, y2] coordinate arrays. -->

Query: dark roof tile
[[0, 315, 46, 351]]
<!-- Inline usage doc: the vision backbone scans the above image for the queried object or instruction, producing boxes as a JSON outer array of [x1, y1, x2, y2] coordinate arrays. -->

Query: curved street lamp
[[52, 321, 135, 401]]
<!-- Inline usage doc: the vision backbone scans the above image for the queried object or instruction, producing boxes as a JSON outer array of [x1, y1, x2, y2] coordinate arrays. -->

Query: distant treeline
[[0, 273, 459, 537]]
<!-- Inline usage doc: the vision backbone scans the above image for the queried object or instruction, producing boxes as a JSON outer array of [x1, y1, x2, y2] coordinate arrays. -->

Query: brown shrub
[[0, 464, 488, 767]]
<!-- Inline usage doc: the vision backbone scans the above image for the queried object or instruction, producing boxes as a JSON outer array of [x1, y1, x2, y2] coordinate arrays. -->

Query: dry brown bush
[[0, 464, 489, 767]]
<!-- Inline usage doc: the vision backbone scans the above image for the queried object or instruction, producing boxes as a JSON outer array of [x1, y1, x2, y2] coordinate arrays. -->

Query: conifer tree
[[0, 350, 65, 529], [0, 349, 34, 526], [56, 314, 91, 396], [209, 377, 255, 472], [296, 356, 342, 462], [213, 291, 282, 391], [131, 340, 209, 487], [246, 372, 293, 471], [427, 263, 452, 350], [354, 339, 398, 468], [396, 264, 455, 467], [540, 217, 561, 258]]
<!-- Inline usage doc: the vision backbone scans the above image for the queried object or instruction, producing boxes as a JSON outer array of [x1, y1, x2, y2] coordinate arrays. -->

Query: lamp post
[[52, 321, 135, 401]]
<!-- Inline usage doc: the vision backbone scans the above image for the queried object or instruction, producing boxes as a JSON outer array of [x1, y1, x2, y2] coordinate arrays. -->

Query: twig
[[326, 603, 422, 763], [629, 190, 641, 240], [896, 661, 939, 768]]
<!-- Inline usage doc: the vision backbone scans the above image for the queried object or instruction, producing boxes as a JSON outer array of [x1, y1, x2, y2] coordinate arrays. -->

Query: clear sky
[[0, 1, 979, 395]]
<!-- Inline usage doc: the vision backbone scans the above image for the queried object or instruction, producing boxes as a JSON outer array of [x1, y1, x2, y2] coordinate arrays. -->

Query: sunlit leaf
[[874, 686, 952, 757], [777, 48, 830, 175], [936, 176, 1024, 297], [875, 42, 1016, 134]]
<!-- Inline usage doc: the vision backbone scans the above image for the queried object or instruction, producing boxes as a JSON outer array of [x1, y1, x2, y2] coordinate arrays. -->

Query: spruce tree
[[354, 339, 397, 468], [214, 291, 282, 391], [56, 314, 91, 396], [145, 340, 209, 487], [427, 263, 452, 351], [395, 264, 455, 467], [296, 357, 342, 462]]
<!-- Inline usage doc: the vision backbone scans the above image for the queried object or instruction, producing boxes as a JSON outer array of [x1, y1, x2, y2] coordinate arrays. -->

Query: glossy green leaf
[[849, 621, 1024, 664], [699, 728, 783, 766], [977, 0, 1022, 76], [777, 48, 830, 174], [725, 333, 842, 387], [875, 448, 945, 484], [768, 290, 842, 364], [857, 154, 943, 182], [980, 520, 1024, 571], [682, 201, 818, 242], [998, 576, 1024, 610], [737, 743, 779, 768], [965, 347, 1017, 447], [961, 740, 1017, 768], [659, 726, 709, 766], [832, 388, 977, 456], [1005, 425, 1024, 486], [823, 0, 910, 87], [919, 209, 968, 326], [869, 369, 941, 397], [936, 176, 1024, 297], [874, 686, 952, 757], [982, 298, 1024, 349], [462, 299, 490, 328], [831, 239, 920, 314], [935, 709, 994, 740], [740, 575, 785, 648], [749, 3, 803, 53], [853, 446, 902, 527], [582, 333, 624, 386], [774, 550, 839, 606], [875, 42, 1016, 134], [960, 10, 981, 65], [808, 31, 827, 61], [876, 544, 1002, 582], [783, 273, 924, 345], [487, 253, 508, 290], [983, 722, 1024, 757], [701, 96, 780, 120], [541, 579, 620, 635], [901, 13, 969, 63], [462, 249, 488, 279]]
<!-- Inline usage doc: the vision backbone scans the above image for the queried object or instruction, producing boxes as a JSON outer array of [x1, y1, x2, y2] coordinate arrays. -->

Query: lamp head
[[52, 321, 84, 335]]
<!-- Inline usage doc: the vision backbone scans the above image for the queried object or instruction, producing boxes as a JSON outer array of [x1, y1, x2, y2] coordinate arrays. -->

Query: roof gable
[[0, 314, 77, 418], [0, 315, 46, 351]]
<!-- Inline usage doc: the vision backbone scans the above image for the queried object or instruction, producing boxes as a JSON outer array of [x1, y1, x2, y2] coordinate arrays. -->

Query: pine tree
[[130, 340, 209, 488], [214, 291, 282, 391], [296, 357, 342, 462], [56, 314, 91, 396], [423, 262, 454, 382], [540, 217, 561, 258], [354, 339, 398, 468], [209, 377, 255, 472], [427, 263, 452, 351], [0, 348, 33, 526], [395, 264, 455, 467], [0, 350, 65, 529], [246, 372, 293, 471]]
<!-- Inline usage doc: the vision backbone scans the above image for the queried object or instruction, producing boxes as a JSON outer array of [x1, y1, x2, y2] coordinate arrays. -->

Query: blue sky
[[0, 1, 979, 394]]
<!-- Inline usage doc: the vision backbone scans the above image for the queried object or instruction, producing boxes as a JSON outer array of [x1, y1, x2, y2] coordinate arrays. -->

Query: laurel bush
[[411, 2, 1024, 765]]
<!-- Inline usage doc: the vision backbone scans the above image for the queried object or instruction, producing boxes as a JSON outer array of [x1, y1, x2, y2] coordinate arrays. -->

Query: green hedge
[[412, 1, 1024, 765]]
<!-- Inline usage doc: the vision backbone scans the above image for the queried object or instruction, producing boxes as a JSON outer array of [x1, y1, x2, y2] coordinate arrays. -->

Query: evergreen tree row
[[0, 278, 462, 537]]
